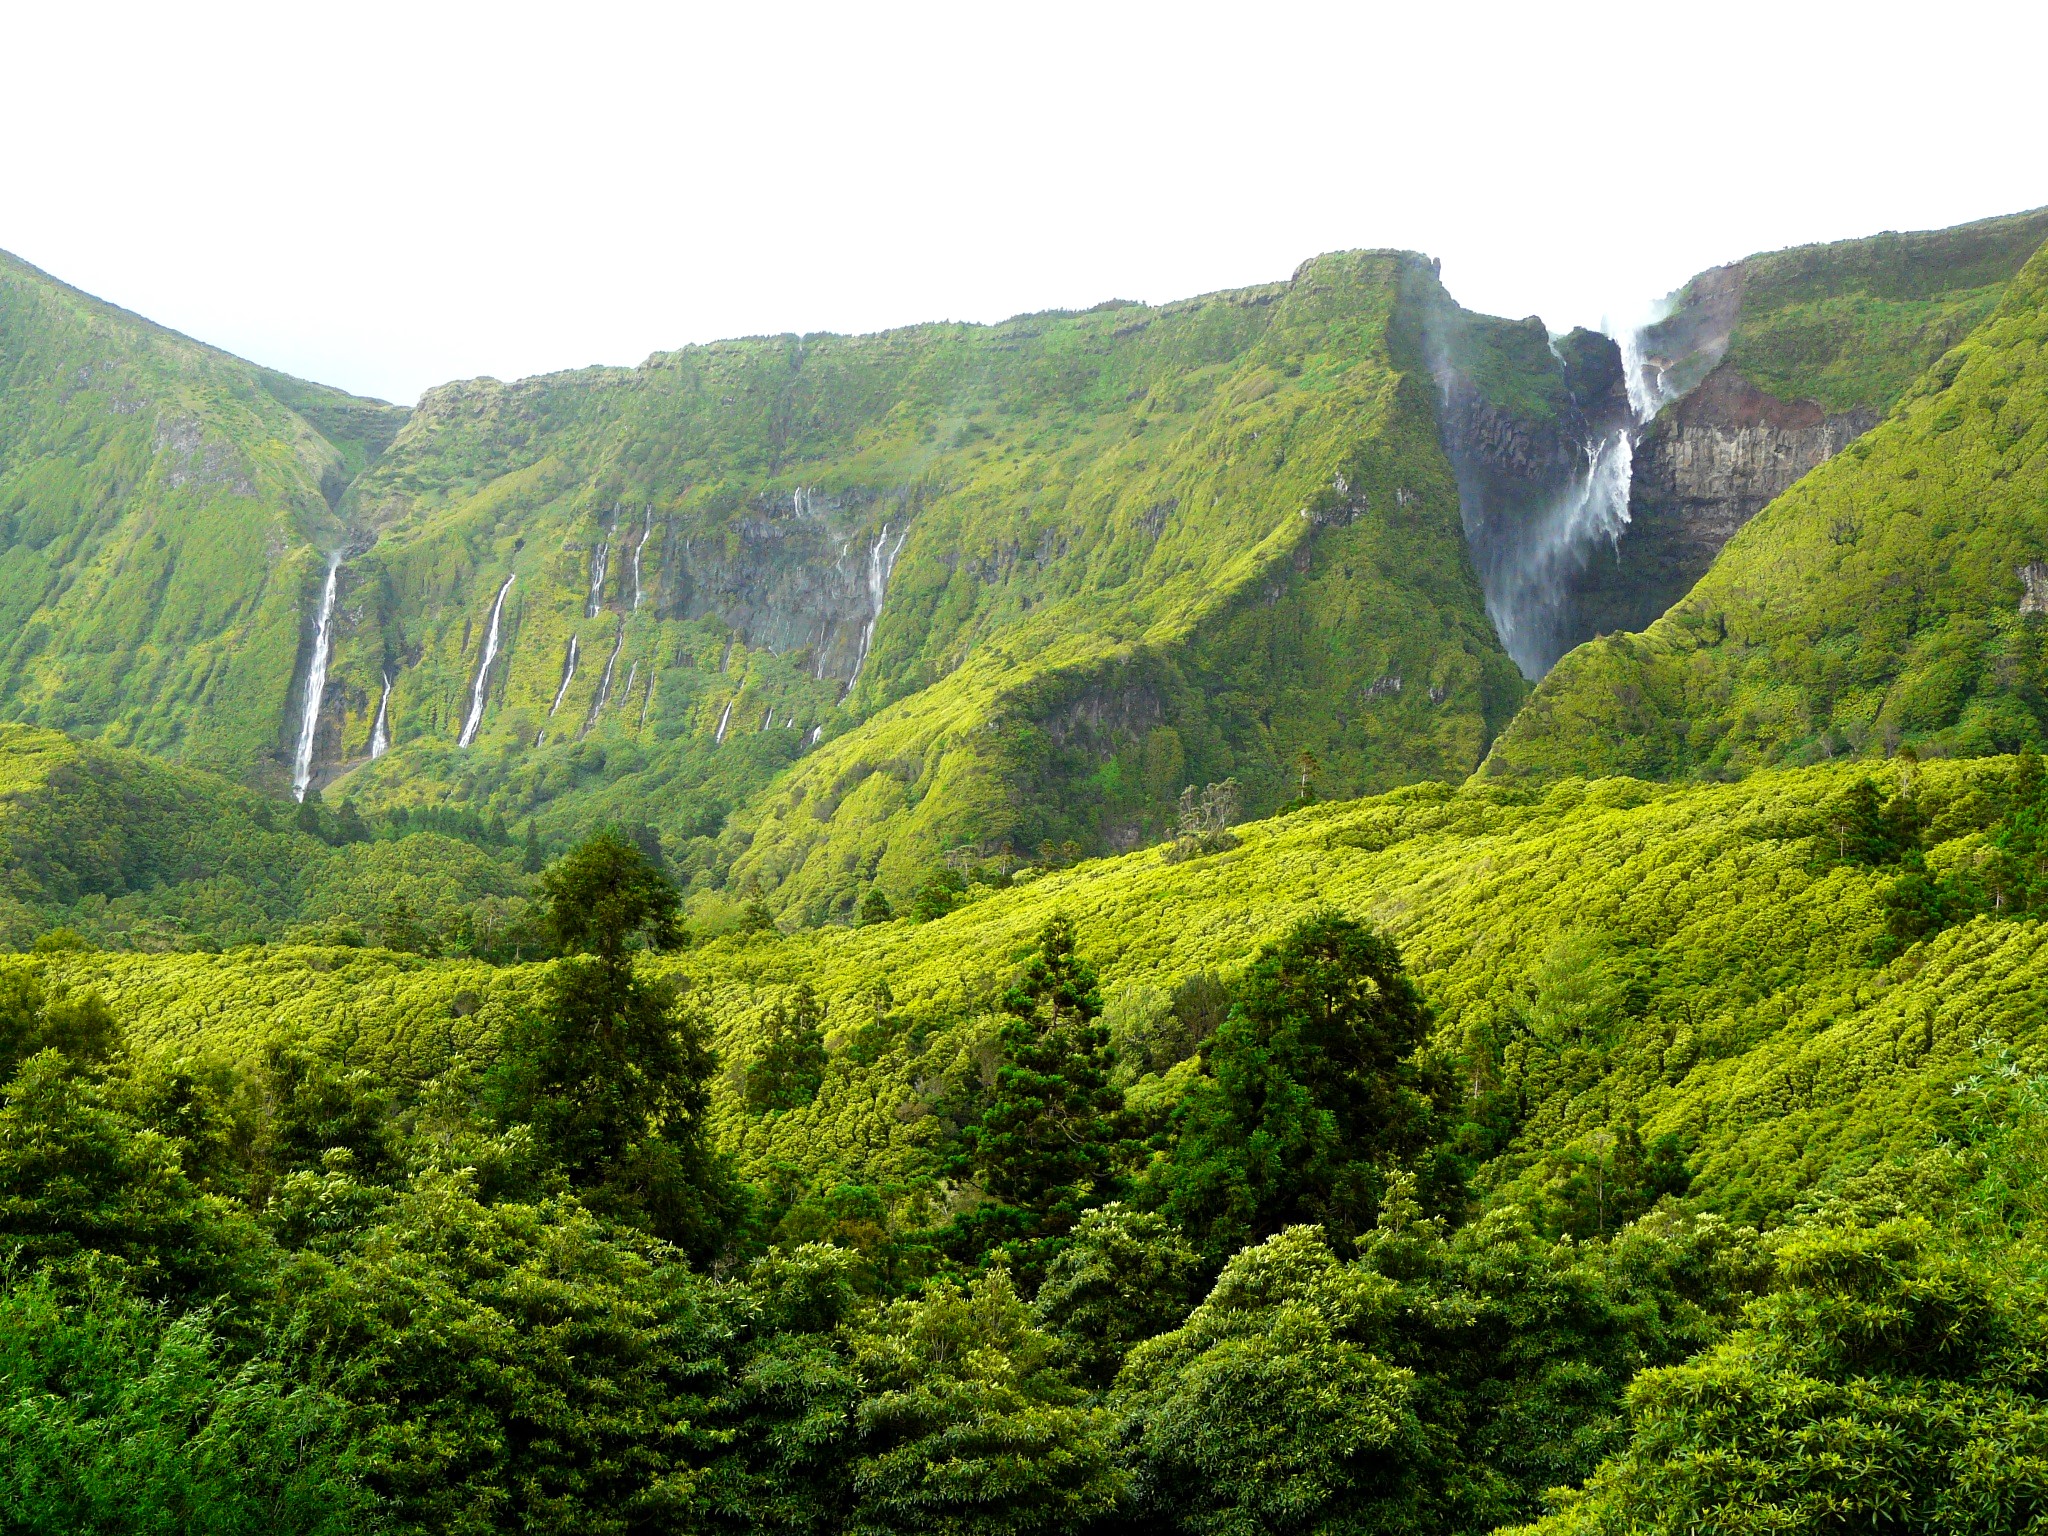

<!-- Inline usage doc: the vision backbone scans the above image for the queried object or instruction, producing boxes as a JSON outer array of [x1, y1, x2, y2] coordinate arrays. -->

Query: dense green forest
[[7, 744, 2048, 1532]]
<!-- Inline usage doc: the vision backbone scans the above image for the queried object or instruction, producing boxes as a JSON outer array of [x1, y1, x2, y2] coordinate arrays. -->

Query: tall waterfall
[[459, 574, 516, 748], [844, 524, 908, 696], [369, 672, 394, 759], [291, 557, 342, 801], [1482, 427, 1636, 678], [714, 696, 734, 743], [549, 634, 579, 716]]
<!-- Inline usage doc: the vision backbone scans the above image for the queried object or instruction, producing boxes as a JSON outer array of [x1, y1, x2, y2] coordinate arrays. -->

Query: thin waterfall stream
[[291, 557, 342, 801], [369, 672, 394, 759], [459, 574, 516, 747]]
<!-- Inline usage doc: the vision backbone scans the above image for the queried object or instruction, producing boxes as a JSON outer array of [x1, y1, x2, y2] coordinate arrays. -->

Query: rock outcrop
[[1567, 363, 1879, 639]]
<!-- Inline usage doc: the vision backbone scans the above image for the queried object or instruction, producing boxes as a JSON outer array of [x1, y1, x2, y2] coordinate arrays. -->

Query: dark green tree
[[956, 916, 1127, 1277], [859, 888, 895, 926], [744, 985, 829, 1114], [522, 819, 545, 874], [1145, 910, 1438, 1259], [505, 833, 731, 1257]]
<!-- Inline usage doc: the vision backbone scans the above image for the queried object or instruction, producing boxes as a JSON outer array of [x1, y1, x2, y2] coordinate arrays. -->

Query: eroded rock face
[[1568, 363, 1878, 638], [665, 486, 914, 684]]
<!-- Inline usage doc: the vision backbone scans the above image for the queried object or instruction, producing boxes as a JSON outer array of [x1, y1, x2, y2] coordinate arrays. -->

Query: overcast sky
[[6, 1, 2042, 405]]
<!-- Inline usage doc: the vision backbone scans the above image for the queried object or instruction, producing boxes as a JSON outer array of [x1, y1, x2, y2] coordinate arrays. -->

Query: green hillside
[[42, 751, 2034, 1236], [1489, 234, 2048, 780], [0, 722, 528, 949], [321, 253, 1521, 919], [0, 251, 406, 782], [1718, 204, 2048, 412]]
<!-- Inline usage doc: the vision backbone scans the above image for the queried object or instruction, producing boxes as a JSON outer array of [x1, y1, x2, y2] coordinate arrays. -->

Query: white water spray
[[549, 635, 579, 716], [291, 557, 342, 801], [369, 671, 393, 760], [1483, 428, 1637, 678], [458, 574, 515, 748], [806, 724, 823, 748], [582, 622, 625, 738], [714, 697, 734, 743], [844, 524, 908, 696]]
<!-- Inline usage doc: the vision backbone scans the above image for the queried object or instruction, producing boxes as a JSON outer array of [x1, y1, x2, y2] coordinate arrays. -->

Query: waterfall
[[369, 671, 394, 760], [844, 524, 909, 696], [806, 724, 823, 747], [586, 536, 611, 618], [761, 707, 774, 731], [291, 556, 342, 801], [458, 573, 515, 747], [714, 697, 734, 743], [1482, 428, 1636, 678], [581, 622, 625, 738], [631, 513, 653, 610], [621, 661, 637, 703], [637, 679, 653, 730], [549, 634, 579, 716]]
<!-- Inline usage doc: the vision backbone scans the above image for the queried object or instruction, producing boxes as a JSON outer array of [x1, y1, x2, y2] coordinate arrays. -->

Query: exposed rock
[[2021, 561, 2048, 616], [1568, 363, 1878, 639]]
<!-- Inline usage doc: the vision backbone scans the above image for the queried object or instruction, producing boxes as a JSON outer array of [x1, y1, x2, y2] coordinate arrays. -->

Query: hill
[[50, 750, 2042, 1234], [0, 722, 527, 949], [1485, 233, 2048, 779], [0, 250, 406, 782]]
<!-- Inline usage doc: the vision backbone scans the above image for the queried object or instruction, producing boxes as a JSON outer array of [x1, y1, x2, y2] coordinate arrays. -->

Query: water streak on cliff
[[459, 574, 516, 748], [845, 524, 908, 696], [714, 697, 735, 744], [369, 672, 393, 759], [292, 557, 342, 800]]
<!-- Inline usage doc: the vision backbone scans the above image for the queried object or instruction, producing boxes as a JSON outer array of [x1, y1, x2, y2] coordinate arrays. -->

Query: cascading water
[[714, 697, 734, 743], [549, 634, 579, 716], [369, 672, 394, 760], [1479, 426, 1637, 678], [587, 534, 611, 618], [581, 622, 624, 738], [844, 524, 908, 696], [291, 557, 342, 801], [631, 514, 653, 610], [458, 574, 516, 748]]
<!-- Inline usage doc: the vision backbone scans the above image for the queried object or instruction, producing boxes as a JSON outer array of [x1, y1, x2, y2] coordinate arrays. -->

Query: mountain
[[4, 207, 2046, 923], [311, 253, 1523, 920], [0, 251, 406, 781], [1487, 229, 2048, 779]]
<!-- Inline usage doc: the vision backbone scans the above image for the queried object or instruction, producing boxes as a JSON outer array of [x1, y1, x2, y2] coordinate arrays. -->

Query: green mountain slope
[[0, 252, 406, 781], [321, 253, 1522, 919], [62, 752, 2045, 1235], [1487, 232, 2048, 779]]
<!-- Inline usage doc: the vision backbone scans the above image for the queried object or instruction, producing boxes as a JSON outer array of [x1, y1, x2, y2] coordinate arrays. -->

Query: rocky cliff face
[[1567, 363, 1878, 638]]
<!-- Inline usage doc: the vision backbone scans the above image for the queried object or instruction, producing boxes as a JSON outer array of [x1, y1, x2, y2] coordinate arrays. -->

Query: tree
[[1511, 1223, 2048, 1536], [859, 888, 895, 926], [539, 828, 683, 958], [848, 1268, 1123, 1535], [745, 985, 829, 1114], [1145, 911, 1438, 1258], [1113, 1226, 1421, 1536], [504, 833, 732, 1257], [957, 916, 1127, 1277], [1030, 1203, 1204, 1390], [907, 866, 966, 922], [522, 819, 545, 874], [378, 897, 437, 957]]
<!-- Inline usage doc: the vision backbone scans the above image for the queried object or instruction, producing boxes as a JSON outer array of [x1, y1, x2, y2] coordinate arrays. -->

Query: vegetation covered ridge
[[0, 249, 406, 783], [9, 753, 2048, 1531]]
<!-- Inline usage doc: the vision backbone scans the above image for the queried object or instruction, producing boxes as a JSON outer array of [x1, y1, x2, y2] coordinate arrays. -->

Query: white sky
[[5, 0, 2043, 405]]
